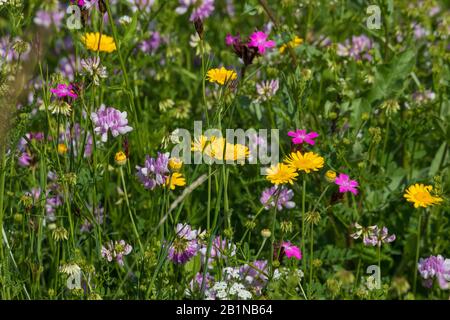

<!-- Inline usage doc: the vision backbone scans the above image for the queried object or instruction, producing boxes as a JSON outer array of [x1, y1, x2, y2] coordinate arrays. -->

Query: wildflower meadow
[[0, 0, 449, 302]]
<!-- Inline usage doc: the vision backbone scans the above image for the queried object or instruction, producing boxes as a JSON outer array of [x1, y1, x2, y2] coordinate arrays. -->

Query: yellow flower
[[325, 170, 337, 182], [279, 36, 303, 54], [206, 67, 237, 85], [166, 172, 186, 190], [82, 32, 117, 53], [168, 157, 183, 171], [266, 163, 298, 185], [58, 143, 68, 155], [284, 151, 324, 173], [404, 184, 443, 208], [192, 135, 248, 162], [115, 151, 127, 166], [224, 142, 249, 162]]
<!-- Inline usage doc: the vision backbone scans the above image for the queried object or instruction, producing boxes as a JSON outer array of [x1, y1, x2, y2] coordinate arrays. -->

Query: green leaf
[[368, 49, 416, 103], [429, 142, 447, 177]]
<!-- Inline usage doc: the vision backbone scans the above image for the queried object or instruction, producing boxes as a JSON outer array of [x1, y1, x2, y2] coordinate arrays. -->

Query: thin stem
[[301, 178, 306, 268], [309, 223, 314, 290], [413, 211, 423, 295], [119, 167, 143, 253]]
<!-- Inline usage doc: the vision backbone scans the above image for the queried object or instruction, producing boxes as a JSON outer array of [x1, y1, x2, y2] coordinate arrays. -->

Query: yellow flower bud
[[261, 229, 271, 238], [325, 170, 337, 183], [115, 151, 127, 166], [168, 157, 183, 171], [58, 143, 68, 155]]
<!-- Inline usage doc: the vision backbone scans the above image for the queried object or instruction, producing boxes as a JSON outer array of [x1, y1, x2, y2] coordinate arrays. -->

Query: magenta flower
[[90, 105, 133, 142], [287, 129, 319, 145], [248, 31, 275, 54], [281, 242, 302, 260], [50, 84, 78, 99], [335, 173, 359, 195], [225, 33, 240, 46]]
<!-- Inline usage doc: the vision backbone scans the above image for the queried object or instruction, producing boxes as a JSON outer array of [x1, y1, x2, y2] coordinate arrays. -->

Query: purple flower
[[18, 152, 33, 167], [418, 255, 450, 289], [225, 33, 240, 46], [101, 240, 132, 266], [175, 0, 215, 21], [168, 224, 200, 264], [412, 90, 436, 104], [200, 236, 236, 268], [337, 35, 373, 61], [90, 105, 133, 142], [60, 123, 93, 158], [136, 152, 170, 190], [412, 23, 429, 40], [248, 31, 276, 54], [127, 0, 155, 13], [260, 186, 295, 211], [239, 260, 268, 296], [56, 55, 80, 82], [50, 84, 78, 99], [188, 272, 214, 294], [34, 9, 65, 30], [0, 36, 29, 62], [353, 224, 396, 247], [139, 31, 162, 53], [287, 129, 319, 145], [80, 205, 105, 233]]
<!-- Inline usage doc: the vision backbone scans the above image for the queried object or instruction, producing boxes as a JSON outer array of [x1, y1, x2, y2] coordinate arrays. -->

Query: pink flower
[[248, 31, 275, 54], [287, 129, 319, 145], [281, 241, 302, 260], [50, 84, 78, 99], [225, 33, 240, 46], [334, 173, 359, 195]]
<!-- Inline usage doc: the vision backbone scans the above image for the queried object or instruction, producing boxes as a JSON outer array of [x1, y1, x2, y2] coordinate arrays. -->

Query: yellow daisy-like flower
[[279, 36, 303, 54], [404, 184, 443, 208], [224, 143, 249, 162], [266, 163, 298, 185], [284, 151, 324, 173], [166, 172, 186, 190], [206, 67, 237, 85], [82, 32, 117, 53]]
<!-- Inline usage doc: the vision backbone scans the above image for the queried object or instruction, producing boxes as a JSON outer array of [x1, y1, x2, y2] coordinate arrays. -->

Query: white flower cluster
[[273, 267, 304, 281], [207, 268, 252, 300], [0, 0, 22, 7]]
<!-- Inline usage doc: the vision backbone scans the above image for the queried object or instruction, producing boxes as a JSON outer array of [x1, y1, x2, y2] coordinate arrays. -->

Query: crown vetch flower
[[334, 173, 359, 195], [168, 224, 200, 264], [287, 129, 319, 145], [90, 105, 133, 142], [281, 241, 302, 260], [248, 31, 275, 54], [260, 185, 295, 211], [101, 240, 132, 266], [266, 163, 298, 185], [256, 79, 279, 102], [175, 0, 215, 21], [404, 184, 443, 208], [136, 152, 170, 190], [50, 84, 78, 99], [418, 255, 450, 289], [362, 226, 396, 247]]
